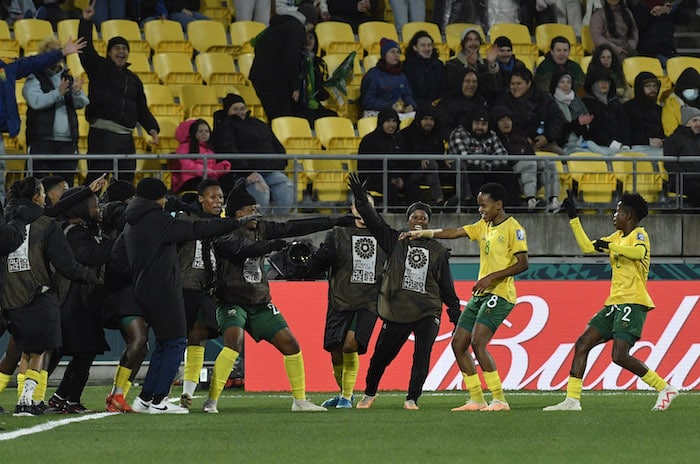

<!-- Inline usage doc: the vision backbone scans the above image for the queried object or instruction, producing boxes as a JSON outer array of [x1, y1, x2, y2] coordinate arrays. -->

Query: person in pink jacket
[[171, 119, 234, 194]]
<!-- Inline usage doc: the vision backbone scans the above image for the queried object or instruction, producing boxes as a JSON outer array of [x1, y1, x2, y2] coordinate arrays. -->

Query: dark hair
[[406, 30, 438, 59], [603, 0, 635, 40], [591, 44, 622, 73], [188, 119, 211, 154], [7, 177, 42, 202], [511, 66, 533, 84], [550, 36, 570, 51], [40, 175, 67, 193], [197, 178, 221, 196], [478, 182, 506, 203], [620, 192, 648, 221]]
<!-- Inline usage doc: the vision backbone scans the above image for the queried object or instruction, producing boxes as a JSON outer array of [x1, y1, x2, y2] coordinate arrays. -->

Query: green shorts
[[216, 302, 289, 342], [588, 304, 649, 345], [458, 294, 514, 333]]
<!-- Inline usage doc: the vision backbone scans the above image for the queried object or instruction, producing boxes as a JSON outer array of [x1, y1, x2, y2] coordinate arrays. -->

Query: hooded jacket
[[400, 106, 445, 155], [171, 119, 232, 192], [631, 1, 691, 59], [662, 67, 700, 136], [358, 107, 406, 193], [623, 71, 664, 145], [249, 14, 306, 93], [580, 66, 631, 146]]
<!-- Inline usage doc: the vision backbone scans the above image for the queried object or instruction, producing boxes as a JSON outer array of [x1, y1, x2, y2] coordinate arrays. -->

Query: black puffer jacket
[[579, 67, 631, 146], [623, 71, 664, 145], [493, 83, 565, 143]]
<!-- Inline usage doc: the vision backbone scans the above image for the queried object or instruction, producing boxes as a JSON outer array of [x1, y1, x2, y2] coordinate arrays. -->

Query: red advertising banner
[[245, 281, 700, 392]]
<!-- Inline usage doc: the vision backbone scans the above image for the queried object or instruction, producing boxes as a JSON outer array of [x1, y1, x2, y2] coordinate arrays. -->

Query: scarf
[[554, 88, 575, 105]]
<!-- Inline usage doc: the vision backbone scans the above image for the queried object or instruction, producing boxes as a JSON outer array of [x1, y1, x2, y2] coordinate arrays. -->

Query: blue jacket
[[360, 65, 416, 112], [1, 50, 63, 137]]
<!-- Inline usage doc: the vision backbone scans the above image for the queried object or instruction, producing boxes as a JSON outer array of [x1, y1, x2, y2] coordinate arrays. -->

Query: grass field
[[1, 387, 698, 463]]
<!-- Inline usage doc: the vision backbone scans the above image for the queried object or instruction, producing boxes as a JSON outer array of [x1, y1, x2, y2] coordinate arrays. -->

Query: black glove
[[334, 215, 358, 227], [562, 190, 578, 219], [8, 205, 31, 224], [348, 172, 367, 199], [268, 239, 288, 252], [447, 307, 461, 326], [593, 239, 610, 252]]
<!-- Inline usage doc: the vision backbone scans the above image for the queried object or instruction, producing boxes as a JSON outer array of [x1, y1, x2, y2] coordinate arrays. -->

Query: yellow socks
[[566, 376, 583, 400], [32, 370, 48, 403], [0, 372, 11, 394], [641, 369, 668, 392], [283, 352, 306, 401], [16, 372, 25, 401], [483, 370, 505, 402], [209, 347, 239, 401], [341, 352, 359, 400], [183, 345, 205, 396], [112, 365, 133, 396], [463, 372, 485, 404]]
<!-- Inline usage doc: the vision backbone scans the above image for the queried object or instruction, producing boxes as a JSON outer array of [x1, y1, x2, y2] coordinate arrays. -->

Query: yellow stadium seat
[[358, 21, 399, 56], [65, 53, 88, 83], [401, 21, 450, 59], [144, 19, 193, 54], [315, 21, 363, 56], [621, 56, 671, 98], [567, 152, 617, 204], [579, 55, 592, 73], [128, 53, 160, 84], [178, 84, 221, 118], [187, 20, 237, 55], [271, 116, 322, 154], [152, 116, 182, 154], [152, 52, 203, 94], [195, 52, 247, 85], [236, 52, 255, 83], [314, 115, 359, 170], [536, 151, 569, 199], [323, 52, 362, 101], [229, 20, 266, 56], [57, 18, 105, 55], [581, 25, 594, 55], [535, 23, 583, 62], [143, 83, 185, 119], [15, 81, 26, 114], [665, 56, 700, 84], [200, 0, 232, 26], [612, 152, 663, 203], [357, 116, 378, 138], [0, 19, 20, 57], [488, 23, 539, 64], [445, 23, 487, 56], [363, 53, 380, 72], [13, 19, 54, 56], [100, 19, 151, 55]]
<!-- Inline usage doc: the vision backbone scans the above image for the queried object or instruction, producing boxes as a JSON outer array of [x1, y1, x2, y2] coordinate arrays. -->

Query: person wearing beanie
[[105, 179, 136, 203], [403, 30, 446, 111], [534, 36, 585, 95], [360, 37, 417, 117], [249, 1, 315, 120], [348, 173, 461, 410], [663, 104, 700, 207], [401, 181, 528, 412], [115, 177, 253, 414], [211, 94, 295, 214], [491, 35, 528, 86], [202, 181, 357, 413], [444, 26, 503, 101], [623, 71, 665, 157], [662, 67, 700, 136], [79, 3, 160, 184]]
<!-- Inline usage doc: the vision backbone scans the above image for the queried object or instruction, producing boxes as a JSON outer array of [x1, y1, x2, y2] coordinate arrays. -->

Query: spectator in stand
[[387, 0, 425, 32], [326, 0, 377, 32], [295, 30, 338, 127], [234, 0, 270, 25], [23, 37, 89, 188], [536, 0, 583, 35], [492, 36, 529, 88], [534, 36, 585, 94], [448, 107, 520, 206], [358, 107, 420, 208], [126, 0, 168, 26], [495, 67, 566, 155], [589, 44, 629, 101], [491, 105, 561, 212], [211, 94, 295, 214], [249, 3, 318, 121], [93, 0, 126, 29], [662, 67, 700, 137], [171, 119, 234, 194], [41, 176, 70, 207], [402, 30, 446, 111], [435, 68, 489, 139], [550, 70, 592, 154], [663, 106, 700, 208], [360, 38, 416, 118], [590, 0, 639, 59], [79, 2, 160, 183], [165, 0, 209, 31], [623, 71, 665, 157], [35, 1, 80, 29], [578, 67, 632, 155], [445, 27, 502, 101], [630, 0, 691, 66]]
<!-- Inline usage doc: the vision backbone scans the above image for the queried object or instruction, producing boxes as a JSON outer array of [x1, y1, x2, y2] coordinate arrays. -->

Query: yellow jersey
[[600, 226, 655, 308], [462, 216, 528, 304]]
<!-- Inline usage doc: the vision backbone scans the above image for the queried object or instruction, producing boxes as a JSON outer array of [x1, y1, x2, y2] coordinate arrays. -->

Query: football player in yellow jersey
[[544, 191, 678, 412], [401, 182, 529, 411]]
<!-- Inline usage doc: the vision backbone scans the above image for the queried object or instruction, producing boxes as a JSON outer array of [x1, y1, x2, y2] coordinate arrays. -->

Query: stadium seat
[[401, 21, 450, 59], [357, 116, 378, 138], [65, 53, 88, 83], [143, 83, 185, 119], [445, 23, 488, 56], [536, 151, 569, 199], [621, 56, 671, 99], [229, 20, 266, 56], [200, 0, 233, 26], [152, 52, 203, 94], [314, 115, 359, 170], [580, 25, 594, 55], [178, 84, 221, 118], [187, 20, 237, 55], [665, 56, 700, 85], [195, 52, 247, 85], [358, 21, 399, 56], [57, 18, 105, 55], [15, 82, 26, 114], [144, 19, 193, 54], [0, 20, 20, 57], [363, 53, 380, 72], [535, 23, 583, 62], [271, 116, 322, 155], [100, 19, 151, 55], [315, 21, 363, 56], [579, 55, 592, 73], [567, 152, 618, 205], [488, 23, 538, 64], [310, 117, 354, 207], [235, 52, 255, 84], [612, 152, 664, 203], [128, 53, 160, 84], [322, 52, 362, 101], [13, 18, 54, 56]]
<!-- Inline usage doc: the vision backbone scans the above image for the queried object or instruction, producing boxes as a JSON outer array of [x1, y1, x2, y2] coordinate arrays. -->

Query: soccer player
[[306, 194, 388, 409], [402, 182, 528, 411], [544, 191, 678, 412]]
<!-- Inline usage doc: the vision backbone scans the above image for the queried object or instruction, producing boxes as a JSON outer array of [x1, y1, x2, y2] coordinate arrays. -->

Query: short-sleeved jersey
[[462, 216, 528, 304], [600, 226, 654, 308]]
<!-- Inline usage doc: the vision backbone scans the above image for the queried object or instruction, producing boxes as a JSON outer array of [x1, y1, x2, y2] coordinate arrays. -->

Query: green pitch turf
[[1, 387, 698, 463]]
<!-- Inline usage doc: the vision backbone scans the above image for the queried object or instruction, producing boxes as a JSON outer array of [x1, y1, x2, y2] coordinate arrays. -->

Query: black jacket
[[358, 126, 406, 193], [664, 126, 700, 173], [631, 2, 691, 58], [403, 51, 446, 111], [327, 0, 378, 31], [579, 67, 631, 146], [493, 85, 565, 144], [249, 14, 306, 93], [623, 71, 664, 145]]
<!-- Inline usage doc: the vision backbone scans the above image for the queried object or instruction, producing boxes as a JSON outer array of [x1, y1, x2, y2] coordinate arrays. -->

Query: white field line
[[0, 412, 116, 442]]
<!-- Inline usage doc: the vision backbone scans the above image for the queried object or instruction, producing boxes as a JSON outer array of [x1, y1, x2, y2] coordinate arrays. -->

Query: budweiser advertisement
[[245, 281, 699, 392]]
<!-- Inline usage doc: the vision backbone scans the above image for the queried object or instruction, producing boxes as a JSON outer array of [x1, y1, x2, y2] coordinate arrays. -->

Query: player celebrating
[[544, 191, 678, 412], [402, 182, 528, 411]]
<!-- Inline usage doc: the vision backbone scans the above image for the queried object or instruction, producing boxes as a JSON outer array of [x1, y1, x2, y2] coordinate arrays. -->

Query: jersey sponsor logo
[[7, 224, 31, 273], [516, 229, 525, 241]]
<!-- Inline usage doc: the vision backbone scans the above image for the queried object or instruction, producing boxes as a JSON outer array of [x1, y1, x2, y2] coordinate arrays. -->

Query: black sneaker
[[64, 402, 95, 414], [33, 401, 54, 415], [13, 403, 36, 417], [48, 394, 68, 411]]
